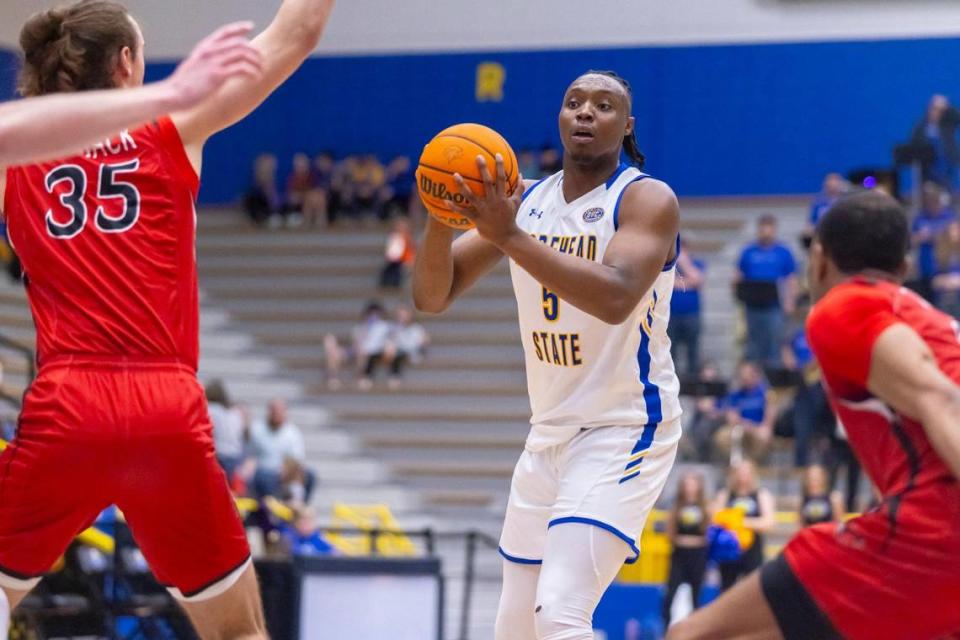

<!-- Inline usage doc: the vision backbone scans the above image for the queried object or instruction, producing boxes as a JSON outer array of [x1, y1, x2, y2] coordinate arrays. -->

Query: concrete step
[[314, 393, 531, 422]]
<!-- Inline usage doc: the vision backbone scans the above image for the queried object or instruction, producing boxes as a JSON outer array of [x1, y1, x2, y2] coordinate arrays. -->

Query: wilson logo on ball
[[582, 208, 605, 223], [419, 174, 468, 205]]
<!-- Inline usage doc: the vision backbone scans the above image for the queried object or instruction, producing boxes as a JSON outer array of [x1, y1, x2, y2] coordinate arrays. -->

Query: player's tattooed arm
[[412, 220, 503, 314], [868, 323, 960, 481]]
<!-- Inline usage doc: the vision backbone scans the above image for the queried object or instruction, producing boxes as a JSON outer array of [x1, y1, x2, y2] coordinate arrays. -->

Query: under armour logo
[[529, 208, 543, 219]]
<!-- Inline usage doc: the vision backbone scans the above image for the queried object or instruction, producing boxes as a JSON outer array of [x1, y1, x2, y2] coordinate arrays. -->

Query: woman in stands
[[798, 464, 844, 528], [0, 1, 335, 638], [662, 472, 711, 629], [712, 461, 775, 592]]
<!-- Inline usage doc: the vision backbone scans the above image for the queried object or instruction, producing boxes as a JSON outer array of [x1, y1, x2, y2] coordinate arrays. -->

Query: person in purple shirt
[[735, 215, 799, 368], [912, 182, 957, 299], [669, 238, 706, 376]]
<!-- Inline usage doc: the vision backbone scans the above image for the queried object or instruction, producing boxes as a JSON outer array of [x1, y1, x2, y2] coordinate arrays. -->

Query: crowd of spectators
[[244, 151, 415, 229], [206, 384, 315, 509]]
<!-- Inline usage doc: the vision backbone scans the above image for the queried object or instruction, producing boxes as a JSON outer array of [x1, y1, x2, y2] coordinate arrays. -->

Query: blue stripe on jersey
[[520, 176, 549, 205], [662, 234, 681, 272], [620, 469, 643, 484], [620, 291, 663, 484], [605, 162, 630, 189], [612, 175, 650, 231]]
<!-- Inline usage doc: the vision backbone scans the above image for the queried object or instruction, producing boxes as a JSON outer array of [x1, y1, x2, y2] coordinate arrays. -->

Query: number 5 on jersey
[[542, 287, 559, 322], [45, 160, 141, 239]]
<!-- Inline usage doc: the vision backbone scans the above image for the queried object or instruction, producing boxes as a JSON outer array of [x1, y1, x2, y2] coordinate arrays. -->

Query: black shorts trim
[[180, 552, 252, 599], [0, 560, 41, 582], [760, 555, 842, 640]]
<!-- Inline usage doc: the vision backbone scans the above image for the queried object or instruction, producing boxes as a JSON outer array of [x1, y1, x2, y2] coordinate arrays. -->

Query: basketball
[[416, 123, 520, 230]]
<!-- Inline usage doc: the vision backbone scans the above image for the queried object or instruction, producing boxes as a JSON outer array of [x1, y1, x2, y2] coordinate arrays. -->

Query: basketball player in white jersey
[[413, 70, 681, 639]]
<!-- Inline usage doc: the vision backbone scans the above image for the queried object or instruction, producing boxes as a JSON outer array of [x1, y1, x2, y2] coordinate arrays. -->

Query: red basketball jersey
[[3, 117, 201, 370], [807, 277, 960, 501]]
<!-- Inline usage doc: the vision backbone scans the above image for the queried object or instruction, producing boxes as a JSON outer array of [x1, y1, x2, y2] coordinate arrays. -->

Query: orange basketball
[[416, 123, 520, 230]]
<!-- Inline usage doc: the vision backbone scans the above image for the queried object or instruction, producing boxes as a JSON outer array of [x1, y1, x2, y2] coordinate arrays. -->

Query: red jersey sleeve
[[807, 283, 900, 388]]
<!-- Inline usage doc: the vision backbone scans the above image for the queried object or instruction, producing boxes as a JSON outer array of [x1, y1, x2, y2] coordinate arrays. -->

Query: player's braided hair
[[18, 0, 138, 97], [582, 70, 646, 170]]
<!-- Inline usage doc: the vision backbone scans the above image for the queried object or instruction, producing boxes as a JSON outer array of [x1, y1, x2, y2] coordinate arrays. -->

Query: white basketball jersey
[[509, 165, 682, 445]]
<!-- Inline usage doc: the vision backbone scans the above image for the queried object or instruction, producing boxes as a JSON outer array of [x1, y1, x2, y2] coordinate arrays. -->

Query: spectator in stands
[[539, 145, 562, 176], [780, 320, 832, 467], [330, 156, 359, 223], [803, 173, 848, 247], [386, 305, 430, 390], [913, 182, 957, 299], [713, 361, 771, 463], [382, 155, 415, 219], [734, 214, 798, 368], [681, 362, 727, 462], [933, 220, 960, 317], [285, 152, 329, 228], [205, 379, 248, 482], [910, 94, 960, 190], [712, 460, 775, 592], [243, 153, 282, 227], [379, 217, 416, 289], [280, 507, 334, 556], [249, 398, 314, 504], [518, 148, 539, 181], [323, 301, 393, 390], [352, 154, 388, 220], [311, 151, 337, 224], [662, 472, 710, 628], [827, 419, 863, 514], [799, 464, 844, 528], [669, 237, 706, 376]]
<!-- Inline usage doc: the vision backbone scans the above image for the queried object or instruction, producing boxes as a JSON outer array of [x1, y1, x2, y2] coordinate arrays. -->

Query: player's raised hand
[[451, 154, 525, 247], [165, 22, 264, 111]]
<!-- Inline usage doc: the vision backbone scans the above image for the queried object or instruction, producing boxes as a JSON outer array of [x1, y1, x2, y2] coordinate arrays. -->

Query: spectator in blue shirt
[[735, 215, 798, 368], [913, 182, 957, 297], [910, 94, 960, 190], [803, 173, 848, 247], [669, 238, 706, 377], [713, 361, 771, 463], [781, 325, 832, 467], [933, 220, 960, 317]]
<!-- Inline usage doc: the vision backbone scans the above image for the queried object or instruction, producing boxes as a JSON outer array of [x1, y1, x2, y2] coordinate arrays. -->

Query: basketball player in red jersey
[[0, 0, 335, 637], [0, 21, 262, 166], [668, 191, 960, 639]]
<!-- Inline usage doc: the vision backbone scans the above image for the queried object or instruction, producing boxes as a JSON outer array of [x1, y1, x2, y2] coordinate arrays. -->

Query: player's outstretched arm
[[412, 217, 503, 314], [867, 323, 960, 480], [172, 0, 335, 164], [0, 22, 261, 167]]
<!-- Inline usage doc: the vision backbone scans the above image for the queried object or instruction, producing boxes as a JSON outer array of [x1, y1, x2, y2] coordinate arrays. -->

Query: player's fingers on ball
[[453, 174, 478, 206], [476, 155, 495, 194], [448, 202, 473, 217], [494, 154, 507, 197]]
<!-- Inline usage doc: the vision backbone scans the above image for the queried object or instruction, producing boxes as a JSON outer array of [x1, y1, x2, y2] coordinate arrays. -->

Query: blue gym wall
[[3, 37, 960, 203]]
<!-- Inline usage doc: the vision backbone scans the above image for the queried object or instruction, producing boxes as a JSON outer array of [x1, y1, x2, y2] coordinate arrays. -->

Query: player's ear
[[625, 116, 635, 137], [115, 46, 134, 83]]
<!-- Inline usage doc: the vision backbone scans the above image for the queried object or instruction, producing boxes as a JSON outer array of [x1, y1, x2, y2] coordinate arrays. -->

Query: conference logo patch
[[582, 208, 604, 223]]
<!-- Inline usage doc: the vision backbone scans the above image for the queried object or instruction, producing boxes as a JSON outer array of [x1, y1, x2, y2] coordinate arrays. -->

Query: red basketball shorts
[[0, 357, 250, 601]]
